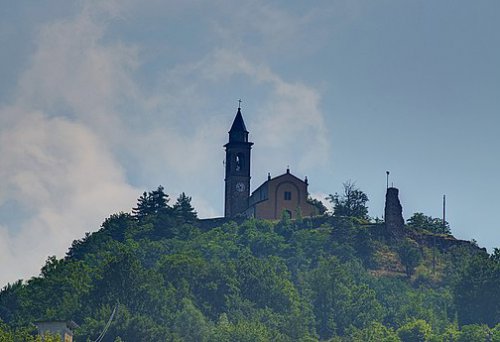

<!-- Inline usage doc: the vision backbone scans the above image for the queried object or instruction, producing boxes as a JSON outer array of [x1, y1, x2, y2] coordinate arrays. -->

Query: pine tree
[[150, 185, 169, 214], [173, 192, 197, 223], [132, 186, 170, 221], [132, 191, 150, 221]]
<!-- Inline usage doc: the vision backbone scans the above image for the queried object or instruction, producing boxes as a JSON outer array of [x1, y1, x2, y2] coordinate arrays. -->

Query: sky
[[0, 0, 499, 287]]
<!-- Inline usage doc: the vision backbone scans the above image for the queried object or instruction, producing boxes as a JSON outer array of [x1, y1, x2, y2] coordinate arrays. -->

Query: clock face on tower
[[235, 182, 245, 192]]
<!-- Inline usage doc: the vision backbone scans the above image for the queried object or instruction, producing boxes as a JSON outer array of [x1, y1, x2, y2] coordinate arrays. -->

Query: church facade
[[224, 107, 318, 219]]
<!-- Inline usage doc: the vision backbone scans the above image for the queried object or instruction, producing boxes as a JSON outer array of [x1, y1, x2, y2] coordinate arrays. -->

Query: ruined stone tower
[[384, 187, 405, 233]]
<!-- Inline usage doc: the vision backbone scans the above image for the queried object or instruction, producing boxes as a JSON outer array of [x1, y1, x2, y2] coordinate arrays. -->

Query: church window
[[284, 191, 292, 201], [235, 153, 244, 171]]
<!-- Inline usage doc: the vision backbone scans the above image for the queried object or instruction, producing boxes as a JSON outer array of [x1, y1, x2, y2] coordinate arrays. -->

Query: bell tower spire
[[224, 103, 253, 217]]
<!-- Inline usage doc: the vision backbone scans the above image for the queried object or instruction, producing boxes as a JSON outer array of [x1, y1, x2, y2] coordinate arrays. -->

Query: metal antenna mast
[[443, 195, 446, 227], [223, 159, 226, 214]]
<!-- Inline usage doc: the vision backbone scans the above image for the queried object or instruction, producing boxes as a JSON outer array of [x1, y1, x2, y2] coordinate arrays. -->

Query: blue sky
[[0, 0, 499, 286]]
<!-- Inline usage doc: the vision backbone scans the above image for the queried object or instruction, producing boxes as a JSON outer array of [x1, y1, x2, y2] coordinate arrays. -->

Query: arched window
[[235, 153, 244, 172]]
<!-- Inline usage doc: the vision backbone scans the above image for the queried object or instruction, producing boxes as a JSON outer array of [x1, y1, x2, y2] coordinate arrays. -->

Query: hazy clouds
[[0, 0, 331, 286], [2, 0, 500, 287]]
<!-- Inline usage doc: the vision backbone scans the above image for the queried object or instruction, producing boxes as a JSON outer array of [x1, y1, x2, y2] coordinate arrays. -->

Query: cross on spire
[[238, 99, 242, 109]]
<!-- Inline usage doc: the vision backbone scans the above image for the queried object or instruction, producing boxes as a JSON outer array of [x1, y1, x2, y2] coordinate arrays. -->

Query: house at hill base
[[34, 320, 78, 342]]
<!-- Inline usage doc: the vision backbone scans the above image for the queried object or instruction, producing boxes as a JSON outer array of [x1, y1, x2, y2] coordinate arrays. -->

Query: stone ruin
[[384, 187, 405, 235]]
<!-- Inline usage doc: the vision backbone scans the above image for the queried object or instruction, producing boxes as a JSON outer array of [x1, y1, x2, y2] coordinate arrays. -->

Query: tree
[[132, 186, 170, 220], [490, 248, 500, 262], [328, 181, 369, 220], [407, 213, 451, 235], [173, 192, 198, 223], [236, 252, 298, 314], [0, 322, 63, 342], [101, 212, 134, 241], [398, 238, 422, 278], [5, 195, 499, 341], [440, 324, 461, 342], [0, 322, 13, 341], [132, 191, 150, 221], [308, 256, 382, 339], [307, 197, 328, 215], [348, 321, 400, 342], [172, 298, 211, 342], [458, 324, 491, 342], [453, 254, 500, 326], [211, 314, 274, 342], [491, 323, 500, 342], [397, 319, 432, 342], [149, 185, 169, 212]]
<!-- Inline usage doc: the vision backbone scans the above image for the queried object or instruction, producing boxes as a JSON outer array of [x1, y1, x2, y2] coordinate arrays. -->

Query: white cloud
[[133, 48, 330, 199], [0, 0, 226, 286], [0, 0, 332, 286], [198, 49, 330, 171], [16, 1, 139, 145], [0, 1, 140, 286], [209, 1, 327, 59], [0, 109, 138, 286]]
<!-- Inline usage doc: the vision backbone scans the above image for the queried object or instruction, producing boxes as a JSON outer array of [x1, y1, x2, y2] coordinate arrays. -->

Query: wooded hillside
[[1, 187, 500, 341]]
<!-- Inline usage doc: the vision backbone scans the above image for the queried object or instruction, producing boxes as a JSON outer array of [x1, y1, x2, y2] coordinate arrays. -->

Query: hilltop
[[1, 186, 500, 341]]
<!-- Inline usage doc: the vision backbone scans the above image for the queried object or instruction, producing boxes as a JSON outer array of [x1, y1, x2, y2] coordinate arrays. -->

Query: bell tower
[[224, 105, 253, 217]]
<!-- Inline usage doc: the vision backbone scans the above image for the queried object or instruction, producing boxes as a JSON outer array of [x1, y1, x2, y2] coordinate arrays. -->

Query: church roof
[[267, 169, 307, 185], [34, 320, 79, 330], [249, 169, 308, 198], [229, 108, 248, 133]]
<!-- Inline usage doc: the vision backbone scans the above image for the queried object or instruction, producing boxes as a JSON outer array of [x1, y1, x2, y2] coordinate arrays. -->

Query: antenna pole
[[443, 194, 446, 227], [223, 159, 226, 215], [386, 171, 389, 189]]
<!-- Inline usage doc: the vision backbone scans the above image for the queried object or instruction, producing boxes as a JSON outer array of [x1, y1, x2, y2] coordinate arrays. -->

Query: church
[[224, 106, 318, 219]]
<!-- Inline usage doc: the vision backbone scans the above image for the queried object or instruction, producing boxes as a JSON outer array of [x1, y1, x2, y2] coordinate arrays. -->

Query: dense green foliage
[[328, 181, 369, 221], [307, 197, 328, 216], [407, 213, 451, 235], [1, 187, 499, 341]]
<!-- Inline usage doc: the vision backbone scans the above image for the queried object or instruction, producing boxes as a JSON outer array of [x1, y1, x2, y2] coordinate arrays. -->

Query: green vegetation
[[407, 213, 451, 235], [1, 186, 500, 341], [328, 181, 370, 221]]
